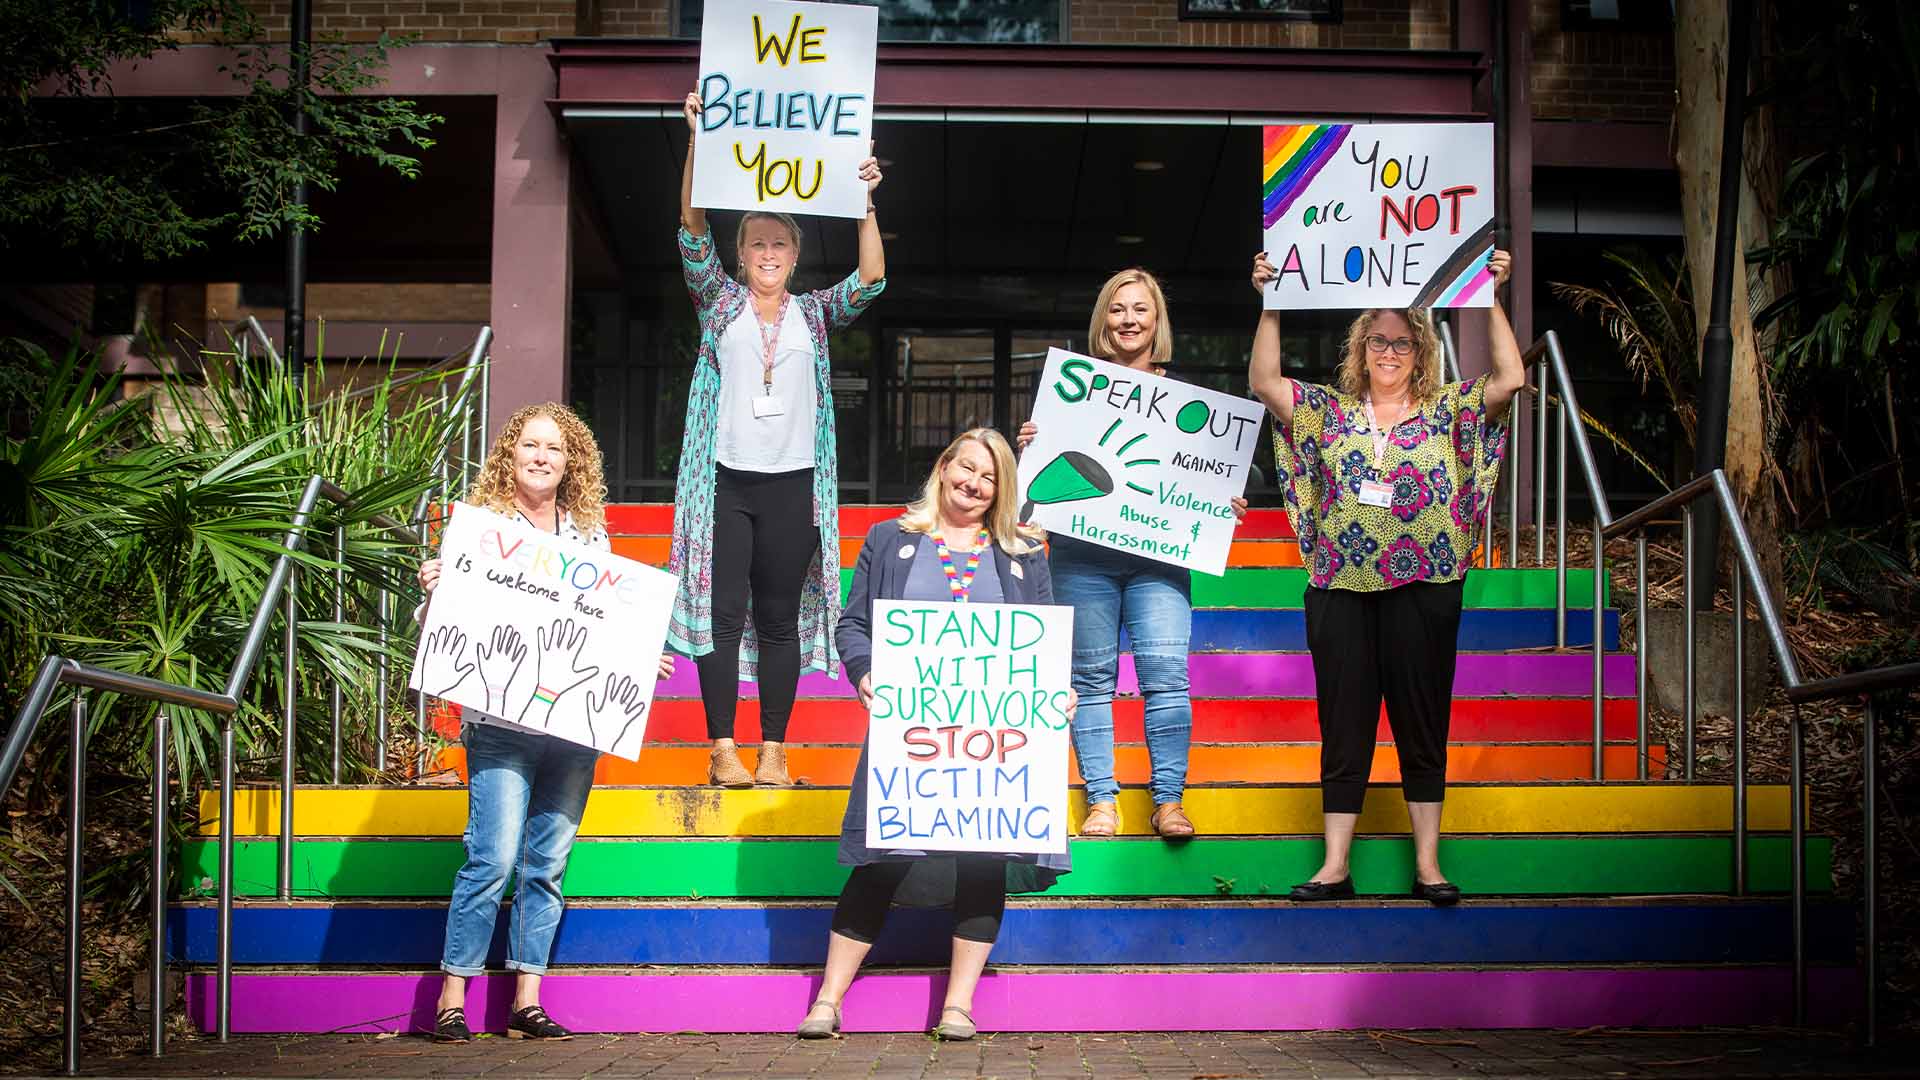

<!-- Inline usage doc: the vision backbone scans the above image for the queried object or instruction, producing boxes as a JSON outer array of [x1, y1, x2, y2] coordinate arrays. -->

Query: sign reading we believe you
[[866, 599, 1073, 856], [408, 503, 676, 761], [1019, 348, 1264, 577], [1260, 122, 1496, 310], [692, 0, 878, 219]]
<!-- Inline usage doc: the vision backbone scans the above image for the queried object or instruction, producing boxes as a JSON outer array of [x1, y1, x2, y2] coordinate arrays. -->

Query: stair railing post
[[217, 719, 234, 1041], [64, 693, 86, 1077], [1533, 359, 1547, 566], [1864, 698, 1878, 1047], [1732, 568, 1747, 896], [279, 568, 298, 900], [1635, 534, 1649, 780], [1554, 399, 1568, 647], [1790, 704, 1806, 1026], [150, 707, 168, 1057], [376, 590, 390, 773], [331, 525, 345, 785], [1682, 508, 1697, 780], [1592, 518, 1605, 778]]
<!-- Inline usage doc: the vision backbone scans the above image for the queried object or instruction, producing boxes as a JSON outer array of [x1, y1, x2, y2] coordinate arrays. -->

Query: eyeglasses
[[1365, 334, 1415, 356]]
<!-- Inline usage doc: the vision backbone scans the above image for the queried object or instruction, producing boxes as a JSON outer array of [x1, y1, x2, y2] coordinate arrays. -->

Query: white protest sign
[[1019, 348, 1264, 577], [409, 503, 676, 761], [865, 599, 1073, 856], [692, 0, 878, 219], [1260, 122, 1496, 310]]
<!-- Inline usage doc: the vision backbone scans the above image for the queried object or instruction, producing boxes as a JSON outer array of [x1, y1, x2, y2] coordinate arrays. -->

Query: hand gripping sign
[[1260, 122, 1496, 310], [1019, 347, 1265, 577], [692, 0, 879, 219], [410, 503, 676, 760], [865, 599, 1073, 856]]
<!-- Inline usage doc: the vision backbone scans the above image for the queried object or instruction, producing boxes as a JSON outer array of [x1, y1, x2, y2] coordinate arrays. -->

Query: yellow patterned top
[[1272, 375, 1510, 592]]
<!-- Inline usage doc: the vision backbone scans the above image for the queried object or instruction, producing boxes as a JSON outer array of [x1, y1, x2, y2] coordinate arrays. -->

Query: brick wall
[[1071, 0, 1450, 48], [595, 0, 670, 37], [1529, 2, 1674, 122], [239, 1, 580, 44]]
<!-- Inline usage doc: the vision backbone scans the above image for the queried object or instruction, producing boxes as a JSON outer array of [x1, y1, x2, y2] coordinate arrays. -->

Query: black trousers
[[1302, 580, 1465, 814], [830, 857, 1009, 945], [695, 465, 819, 742]]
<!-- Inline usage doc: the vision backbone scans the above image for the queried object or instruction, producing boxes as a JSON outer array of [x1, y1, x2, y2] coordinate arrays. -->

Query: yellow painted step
[[198, 784, 1796, 839]]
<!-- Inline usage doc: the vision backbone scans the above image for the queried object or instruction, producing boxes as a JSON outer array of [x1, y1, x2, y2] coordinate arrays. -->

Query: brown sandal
[[1081, 802, 1118, 837], [1151, 802, 1196, 838]]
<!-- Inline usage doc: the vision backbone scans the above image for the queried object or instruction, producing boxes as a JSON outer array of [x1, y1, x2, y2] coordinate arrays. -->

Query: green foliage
[[0, 1, 440, 260], [2, 337, 467, 797]]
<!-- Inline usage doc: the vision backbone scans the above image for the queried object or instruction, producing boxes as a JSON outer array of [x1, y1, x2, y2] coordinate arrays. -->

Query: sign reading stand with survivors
[[409, 503, 677, 761], [692, 0, 878, 220], [865, 599, 1073, 856], [1019, 347, 1264, 577], [1260, 122, 1496, 310]]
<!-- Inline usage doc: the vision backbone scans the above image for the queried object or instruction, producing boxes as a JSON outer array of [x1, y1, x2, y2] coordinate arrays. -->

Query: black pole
[[1490, 0, 1510, 254], [1689, 0, 1750, 608], [284, 0, 312, 387]]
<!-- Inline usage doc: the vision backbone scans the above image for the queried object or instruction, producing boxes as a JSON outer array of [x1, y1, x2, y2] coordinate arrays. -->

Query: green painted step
[[837, 567, 1609, 609], [178, 836, 1829, 900]]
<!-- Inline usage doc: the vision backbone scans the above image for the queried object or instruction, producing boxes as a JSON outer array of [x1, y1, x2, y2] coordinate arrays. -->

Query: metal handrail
[[0, 476, 422, 1075]]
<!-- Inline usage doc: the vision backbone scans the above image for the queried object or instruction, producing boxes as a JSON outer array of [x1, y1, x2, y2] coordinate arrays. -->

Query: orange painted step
[[435, 743, 1662, 786], [610, 535, 1306, 568]]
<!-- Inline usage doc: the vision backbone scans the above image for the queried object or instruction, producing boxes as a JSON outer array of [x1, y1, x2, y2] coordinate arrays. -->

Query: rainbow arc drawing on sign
[[1262, 124, 1353, 230]]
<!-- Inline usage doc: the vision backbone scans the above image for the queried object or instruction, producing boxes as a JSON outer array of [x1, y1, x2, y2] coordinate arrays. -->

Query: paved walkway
[[52, 1029, 1909, 1078]]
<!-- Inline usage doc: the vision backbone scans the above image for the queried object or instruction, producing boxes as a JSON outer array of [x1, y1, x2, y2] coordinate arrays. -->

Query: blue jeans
[[1051, 537, 1194, 806], [440, 722, 598, 977]]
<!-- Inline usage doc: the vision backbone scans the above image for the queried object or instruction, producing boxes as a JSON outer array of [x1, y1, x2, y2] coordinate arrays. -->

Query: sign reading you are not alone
[[692, 0, 878, 220]]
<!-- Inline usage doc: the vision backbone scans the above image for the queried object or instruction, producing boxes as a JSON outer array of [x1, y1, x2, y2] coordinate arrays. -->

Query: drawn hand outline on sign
[[418, 626, 476, 698], [520, 618, 601, 728], [585, 672, 650, 758], [473, 625, 530, 718]]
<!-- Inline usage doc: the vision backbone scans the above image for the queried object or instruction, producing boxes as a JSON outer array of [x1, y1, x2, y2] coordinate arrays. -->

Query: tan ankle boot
[[708, 743, 752, 787], [753, 741, 791, 787]]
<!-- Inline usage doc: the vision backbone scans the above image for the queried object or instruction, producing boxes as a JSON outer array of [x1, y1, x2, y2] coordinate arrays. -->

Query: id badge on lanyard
[[1358, 396, 1395, 508], [753, 296, 792, 420]]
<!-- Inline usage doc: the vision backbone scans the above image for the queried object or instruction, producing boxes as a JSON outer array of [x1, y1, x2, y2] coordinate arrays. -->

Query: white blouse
[[714, 299, 818, 474]]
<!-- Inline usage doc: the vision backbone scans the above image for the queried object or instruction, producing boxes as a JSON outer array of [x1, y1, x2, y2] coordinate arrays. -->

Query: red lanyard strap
[[755, 294, 792, 395]]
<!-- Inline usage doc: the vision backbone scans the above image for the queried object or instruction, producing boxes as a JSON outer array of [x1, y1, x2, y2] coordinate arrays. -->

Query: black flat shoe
[[432, 1006, 471, 1043], [1288, 877, 1355, 901], [1412, 880, 1462, 906], [506, 1004, 574, 1040]]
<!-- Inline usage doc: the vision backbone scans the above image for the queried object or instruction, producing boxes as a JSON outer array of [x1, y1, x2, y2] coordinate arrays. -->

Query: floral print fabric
[[1272, 375, 1509, 592], [667, 225, 886, 677]]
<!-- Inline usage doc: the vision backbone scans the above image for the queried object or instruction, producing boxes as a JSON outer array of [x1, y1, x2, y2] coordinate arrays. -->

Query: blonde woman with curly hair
[[1247, 250, 1524, 907], [416, 402, 672, 1044], [799, 429, 1073, 1041]]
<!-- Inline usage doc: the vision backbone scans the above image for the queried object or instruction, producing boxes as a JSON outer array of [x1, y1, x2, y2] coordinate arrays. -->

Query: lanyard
[[935, 528, 990, 602], [1359, 394, 1410, 469], [754, 295, 792, 396]]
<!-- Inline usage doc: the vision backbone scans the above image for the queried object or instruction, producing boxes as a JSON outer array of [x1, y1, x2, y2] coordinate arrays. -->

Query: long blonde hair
[[898, 428, 1046, 557], [1337, 308, 1444, 404], [465, 403, 608, 535], [1087, 267, 1173, 367]]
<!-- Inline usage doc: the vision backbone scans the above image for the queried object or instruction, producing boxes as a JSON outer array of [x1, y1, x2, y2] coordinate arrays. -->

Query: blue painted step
[[170, 900, 1849, 967], [1148, 609, 1621, 652]]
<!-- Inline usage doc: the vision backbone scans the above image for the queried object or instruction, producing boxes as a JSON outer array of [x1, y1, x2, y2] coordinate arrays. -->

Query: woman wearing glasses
[[1245, 250, 1523, 906]]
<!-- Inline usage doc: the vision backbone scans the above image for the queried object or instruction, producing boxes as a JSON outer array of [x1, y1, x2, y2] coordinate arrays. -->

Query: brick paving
[[39, 1029, 1910, 1078]]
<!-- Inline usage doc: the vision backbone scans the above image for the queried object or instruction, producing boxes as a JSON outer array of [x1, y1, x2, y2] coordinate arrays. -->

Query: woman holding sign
[[417, 403, 676, 1042], [1247, 250, 1523, 906], [1016, 269, 1246, 839], [803, 428, 1072, 1041], [672, 90, 888, 789]]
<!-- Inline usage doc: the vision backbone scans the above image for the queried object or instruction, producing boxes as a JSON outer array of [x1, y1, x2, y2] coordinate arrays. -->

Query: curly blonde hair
[[465, 403, 608, 535], [1337, 308, 1444, 404]]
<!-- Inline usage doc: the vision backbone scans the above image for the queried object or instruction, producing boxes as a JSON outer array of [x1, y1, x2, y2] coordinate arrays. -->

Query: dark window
[[1560, 0, 1672, 31], [677, 0, 1062, 43], [1179, 0, 1342, 21]]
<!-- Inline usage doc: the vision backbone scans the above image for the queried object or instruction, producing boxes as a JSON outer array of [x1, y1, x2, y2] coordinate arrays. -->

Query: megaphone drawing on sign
[[1021, 450, 1114, 523]]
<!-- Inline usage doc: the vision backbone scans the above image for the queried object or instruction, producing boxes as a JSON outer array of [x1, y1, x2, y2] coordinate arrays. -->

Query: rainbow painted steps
[[169, 899, 1852, 966], [177, 836, 1835, 899], [183, 968, 1857, 1034], [197, 784, 1794, 838]]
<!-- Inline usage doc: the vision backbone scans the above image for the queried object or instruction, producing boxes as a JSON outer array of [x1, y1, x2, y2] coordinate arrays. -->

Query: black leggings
[[696, 465, 819, 741], [1302, 580, 1465, 814], [831, 858, 1008, 945]]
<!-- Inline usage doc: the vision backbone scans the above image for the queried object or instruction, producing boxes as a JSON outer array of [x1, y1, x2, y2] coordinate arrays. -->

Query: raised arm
[[1246, 251, 1294, 427], [856, 149, 885, 286], [680, 90, 707, 237], [1481, 249, 1526, 419]]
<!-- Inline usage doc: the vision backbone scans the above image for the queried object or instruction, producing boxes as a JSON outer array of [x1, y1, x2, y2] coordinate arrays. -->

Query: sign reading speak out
[[866, 599, 1073, 856], [1019, 348, 1265, 577], [409, 503, 677, 761], [692, 0, 878, 220], [1260, 122, 1496, 310]]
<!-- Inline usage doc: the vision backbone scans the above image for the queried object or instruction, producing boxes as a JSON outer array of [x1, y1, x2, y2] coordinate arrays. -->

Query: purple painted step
[[186, 968, 1851, 1034], [657, 653, 1638, 699]]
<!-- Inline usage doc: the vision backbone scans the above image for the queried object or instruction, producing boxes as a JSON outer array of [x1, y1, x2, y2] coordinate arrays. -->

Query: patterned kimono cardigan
[[667, 224, 887, 679]]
